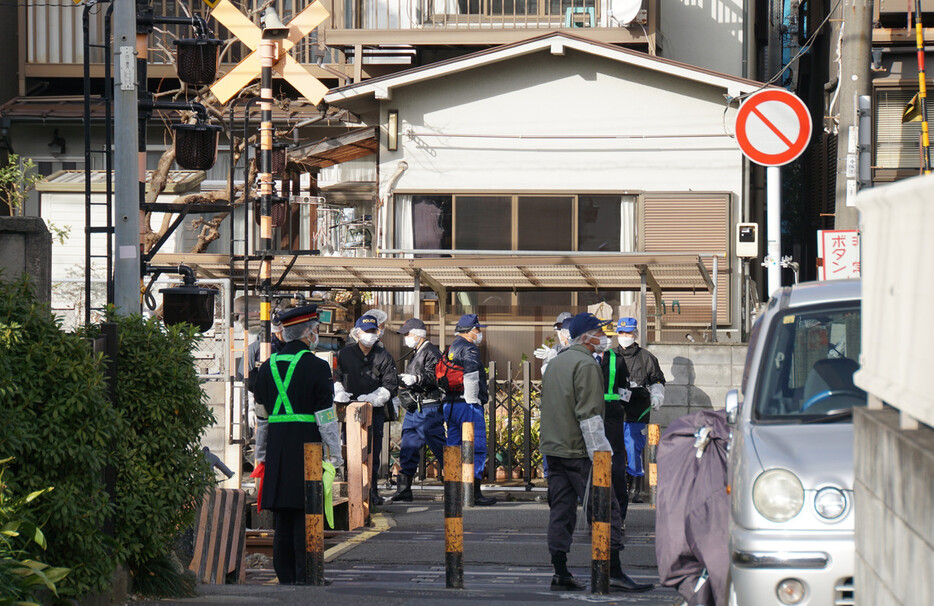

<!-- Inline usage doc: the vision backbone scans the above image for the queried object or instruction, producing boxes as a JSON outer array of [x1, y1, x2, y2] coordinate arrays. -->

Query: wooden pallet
[[189, 488, 247, 584]]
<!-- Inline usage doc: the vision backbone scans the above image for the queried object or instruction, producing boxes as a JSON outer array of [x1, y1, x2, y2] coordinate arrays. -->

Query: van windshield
[[754, 303, 866, 422]]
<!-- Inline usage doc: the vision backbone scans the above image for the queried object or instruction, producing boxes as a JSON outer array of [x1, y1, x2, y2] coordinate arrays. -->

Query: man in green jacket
[[540, 312, 653, 593]]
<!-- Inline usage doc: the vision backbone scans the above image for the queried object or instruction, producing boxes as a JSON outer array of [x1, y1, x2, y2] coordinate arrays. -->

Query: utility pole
[[834, 0, 873, 230], [114, 0, 141, 315]]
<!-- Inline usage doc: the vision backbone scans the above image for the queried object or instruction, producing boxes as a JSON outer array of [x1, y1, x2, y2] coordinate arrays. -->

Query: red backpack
[[435, 347, 465, 394]]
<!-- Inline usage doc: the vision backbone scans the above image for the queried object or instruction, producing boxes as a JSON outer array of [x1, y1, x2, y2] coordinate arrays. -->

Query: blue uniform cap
[[566, 312, 612, 339], [617, 317, 638, 333], [455, 313, 487, 331], [355, 315, 380, 331]]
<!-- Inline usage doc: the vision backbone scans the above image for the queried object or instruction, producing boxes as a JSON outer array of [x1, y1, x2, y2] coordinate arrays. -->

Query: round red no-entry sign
[[735, 89, 812, 166]]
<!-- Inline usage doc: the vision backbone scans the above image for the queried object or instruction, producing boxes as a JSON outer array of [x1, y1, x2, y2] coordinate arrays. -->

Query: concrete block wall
[[854, 408, 934, 606], [0, 217, 52, 301], [648, 343, 747, 428]]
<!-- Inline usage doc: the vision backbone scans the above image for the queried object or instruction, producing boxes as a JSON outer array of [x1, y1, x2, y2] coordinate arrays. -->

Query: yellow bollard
[[462, 422, 474, 507], [304, 442, 325, 585], [591, 450, 611, 595], [444, 445, 464, 589], [647, 424, 660, 507]]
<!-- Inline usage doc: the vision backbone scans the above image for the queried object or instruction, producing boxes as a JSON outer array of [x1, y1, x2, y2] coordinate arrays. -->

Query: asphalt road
[[139, 486, 684, 605]]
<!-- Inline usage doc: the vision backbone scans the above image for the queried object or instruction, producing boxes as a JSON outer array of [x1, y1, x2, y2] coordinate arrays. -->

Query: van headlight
[[753, 469, 804, 522], [814, 487, 847, 519]]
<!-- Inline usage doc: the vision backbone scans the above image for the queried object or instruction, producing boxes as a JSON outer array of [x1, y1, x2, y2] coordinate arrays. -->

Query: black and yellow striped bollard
[[591, 450, 611, 595], [444, 445, 464, 589], [647, 424, 660, 506], [304, 442, 325, 586], [461, 422, 474, 507]]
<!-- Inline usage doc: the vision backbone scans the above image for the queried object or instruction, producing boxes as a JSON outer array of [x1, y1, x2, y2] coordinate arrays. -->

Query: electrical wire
[[721, 0, 843, 137]]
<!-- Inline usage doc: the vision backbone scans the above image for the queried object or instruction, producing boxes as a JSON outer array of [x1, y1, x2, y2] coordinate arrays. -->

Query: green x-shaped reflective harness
[[604, 349, 621, 402], [268, 350, 317, 424]]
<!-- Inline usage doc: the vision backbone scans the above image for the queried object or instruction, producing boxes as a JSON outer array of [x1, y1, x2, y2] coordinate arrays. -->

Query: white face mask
[[619, 334, 636, 348], [473, 331, 484, 345], [309, 333, 319, 350], [359, 332, 379, 347], [594, 334, 611, 353], [404, 335, 420, 349]]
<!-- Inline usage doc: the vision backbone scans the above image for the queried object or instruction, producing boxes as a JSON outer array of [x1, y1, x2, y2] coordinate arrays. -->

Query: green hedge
[[0, 275, 216, 596], [0, 275, 119, 596], [107, 314, 215, 571]]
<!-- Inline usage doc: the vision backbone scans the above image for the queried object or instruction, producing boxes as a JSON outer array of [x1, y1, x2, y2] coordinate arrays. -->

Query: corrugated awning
[[289, 126, 378, 169], [149, 252, 715, 295]]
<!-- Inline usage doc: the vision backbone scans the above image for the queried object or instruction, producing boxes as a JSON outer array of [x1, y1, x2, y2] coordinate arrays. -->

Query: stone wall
[[854, 407, 934, 605], [0, 217, 52, 301], [647, 343, 748, 427]]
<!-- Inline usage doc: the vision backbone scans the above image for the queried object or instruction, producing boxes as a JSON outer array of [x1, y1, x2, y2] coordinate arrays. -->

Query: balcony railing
[[22, 0, 653, 81]]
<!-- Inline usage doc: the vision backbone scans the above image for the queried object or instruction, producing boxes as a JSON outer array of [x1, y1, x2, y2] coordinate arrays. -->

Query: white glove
[[579, 415, 613, 460], [400, 373, 417, 387], [650, 383, 665, 411], [391, 396, 402, 419], [333, 381, 351, 404], [533, 346, 551, 360], [363, 387, 391, 407]]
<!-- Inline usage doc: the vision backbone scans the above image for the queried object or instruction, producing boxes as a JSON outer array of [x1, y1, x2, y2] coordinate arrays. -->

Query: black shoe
[[609, 572, 654, 592], [369, 488, 385, 506], [550, 574, 586, 591], [473, 478, 497, 506], [388, 473, 413, 502]]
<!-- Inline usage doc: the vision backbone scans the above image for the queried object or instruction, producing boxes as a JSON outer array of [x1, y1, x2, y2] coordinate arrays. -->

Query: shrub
[[106, 314, 215, 573], [0, 458, 70, 605], [0, 275, 119, 596]]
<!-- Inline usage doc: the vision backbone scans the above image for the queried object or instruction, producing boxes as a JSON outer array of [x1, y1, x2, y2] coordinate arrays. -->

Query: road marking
[[324, 512, 393, 562]]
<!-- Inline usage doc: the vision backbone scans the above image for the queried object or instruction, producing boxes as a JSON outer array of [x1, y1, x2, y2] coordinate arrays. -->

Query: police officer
[[442, 314, 496, 506], [615, 317, 666, 503], [599, 325, 632, 526], [388, 318, 446, 503], [539, 313, 652, 592], [333, 315, 399, 506], [252, 305, 342, 585]]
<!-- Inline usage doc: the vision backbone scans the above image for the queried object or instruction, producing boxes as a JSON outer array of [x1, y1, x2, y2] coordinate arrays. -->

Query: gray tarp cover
[[655, 409, 731, 606]]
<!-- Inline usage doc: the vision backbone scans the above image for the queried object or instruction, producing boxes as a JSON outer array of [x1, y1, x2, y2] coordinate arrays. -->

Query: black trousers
[[545, 455, 623, 555], [369, 407, 385, 489], [273, 508, 305, 584], [605, 414, 630, 521]]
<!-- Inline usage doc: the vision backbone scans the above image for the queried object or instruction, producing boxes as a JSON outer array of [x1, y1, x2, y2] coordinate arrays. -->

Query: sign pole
[[259, 37, 275, 362], [766, 166, 781, 295]]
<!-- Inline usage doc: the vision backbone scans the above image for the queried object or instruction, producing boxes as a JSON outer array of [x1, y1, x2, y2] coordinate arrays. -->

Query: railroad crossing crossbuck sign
[[735, 89, 812, 166], [209, 0, 329, 105]]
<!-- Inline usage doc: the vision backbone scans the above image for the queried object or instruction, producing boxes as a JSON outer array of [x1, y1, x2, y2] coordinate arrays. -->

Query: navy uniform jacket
[[599, 348, 632, 422], [444, 335, 488, 404], [253, 340, 333, 510]]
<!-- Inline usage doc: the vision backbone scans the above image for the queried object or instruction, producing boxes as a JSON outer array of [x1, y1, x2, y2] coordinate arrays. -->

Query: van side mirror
[[725, 389, 740, 425]]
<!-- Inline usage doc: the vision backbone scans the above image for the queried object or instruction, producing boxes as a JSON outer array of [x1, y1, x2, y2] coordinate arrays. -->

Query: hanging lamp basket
[[172, 123, 222, 170], [253, 142, 289, 175], [173, 38, 223, 86]]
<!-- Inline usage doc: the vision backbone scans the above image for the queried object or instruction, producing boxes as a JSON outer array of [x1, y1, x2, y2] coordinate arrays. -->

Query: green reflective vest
[[604, 349, 621, 402], [268, 350, 317, 424]]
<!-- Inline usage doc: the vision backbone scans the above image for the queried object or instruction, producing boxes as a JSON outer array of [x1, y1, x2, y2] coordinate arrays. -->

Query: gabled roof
[[324, 32, 764, 105]]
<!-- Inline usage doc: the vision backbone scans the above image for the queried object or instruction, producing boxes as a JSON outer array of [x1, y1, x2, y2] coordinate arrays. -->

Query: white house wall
[[377, 48, 745, 328], [382, 49, 743, 200], [659, 0, 746, 78]]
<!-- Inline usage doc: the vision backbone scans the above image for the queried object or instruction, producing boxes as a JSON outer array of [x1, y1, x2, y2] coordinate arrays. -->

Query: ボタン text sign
[[735, 89, 812, 166]]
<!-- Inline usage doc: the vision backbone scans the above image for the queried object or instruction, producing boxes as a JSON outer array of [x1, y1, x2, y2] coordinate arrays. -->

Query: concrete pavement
[[139, 486, 683, 605]]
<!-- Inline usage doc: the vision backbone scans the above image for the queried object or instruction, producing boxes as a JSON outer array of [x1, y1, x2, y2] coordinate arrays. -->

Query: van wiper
[[801, 409, 854, 424]]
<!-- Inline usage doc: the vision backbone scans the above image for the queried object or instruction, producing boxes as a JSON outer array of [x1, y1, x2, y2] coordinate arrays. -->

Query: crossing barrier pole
[[647, 424, 660, 506]]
